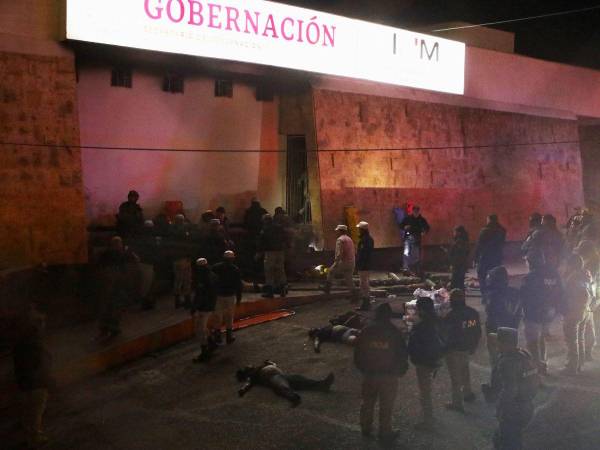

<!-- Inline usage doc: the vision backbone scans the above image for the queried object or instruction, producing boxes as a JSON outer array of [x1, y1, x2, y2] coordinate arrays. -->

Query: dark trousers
[[477, 264, 496, 300], [268, 374, 327, 402], [360, 375, 399, 436], [494, 404, 533, 450], [451, 267, 467, 291]]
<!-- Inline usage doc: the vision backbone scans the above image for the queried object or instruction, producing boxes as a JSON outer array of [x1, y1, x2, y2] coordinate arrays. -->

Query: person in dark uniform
[[237, 361, 334, 406], [168, 214, 194, 309], [560, 254, 592, 375], [520, 255, 564, 375], [354, 303, 409, 444], [520, 212, 542, 269], [485, 266, 522, 365], [400, 206, 430, 276], [356, 221, 375, 311], [243, 199, 268, 290], [521, 214, 565, 272], [475, 215, 506, 298], [96, 236, 140, 341], [482, 327, 540, 450], [13, 302, 52, 448], [212, 251, 243, 345], [257, 214, 288, 298], [442, 289, 481, 412], [117, 190, 144, 238], [448, 226, 470, 291], [190, 258, 219, 363], [129, 220, 161, 310], [408, 297, 444, 431]]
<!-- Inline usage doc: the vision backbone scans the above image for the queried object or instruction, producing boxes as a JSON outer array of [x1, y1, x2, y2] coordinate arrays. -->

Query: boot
[[279, 285, 288, 298], [226, 328, 236, 345], [323, 281, 331, 295], [213, 329, 223, 345], [262, 285, 274, 298], [207, 335, 219, 352], [174, 295, 183, 309], [317, 372, 335, 391], [357, 297, 370, 311], [193, 345, 213, 363]]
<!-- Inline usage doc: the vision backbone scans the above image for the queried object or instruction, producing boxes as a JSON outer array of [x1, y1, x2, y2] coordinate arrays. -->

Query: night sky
[[284, 0, 600, 69]]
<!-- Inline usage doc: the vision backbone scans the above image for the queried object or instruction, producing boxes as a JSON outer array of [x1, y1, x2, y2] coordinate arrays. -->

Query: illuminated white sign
[[66, 0, 465, 94]]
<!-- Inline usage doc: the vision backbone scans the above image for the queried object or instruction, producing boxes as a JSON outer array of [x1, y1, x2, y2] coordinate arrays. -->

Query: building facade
[[1, 0, 599, 266]]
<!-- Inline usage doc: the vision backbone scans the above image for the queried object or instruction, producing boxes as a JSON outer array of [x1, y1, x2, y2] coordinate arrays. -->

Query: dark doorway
[[286, 135, 311, 223]]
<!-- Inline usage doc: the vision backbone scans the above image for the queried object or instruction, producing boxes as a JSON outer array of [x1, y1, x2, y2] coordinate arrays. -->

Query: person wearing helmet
[[482, 327, 539, 450]]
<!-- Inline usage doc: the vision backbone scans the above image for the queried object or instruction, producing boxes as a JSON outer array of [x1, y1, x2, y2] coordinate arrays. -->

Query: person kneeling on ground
[[236, 361, 334, 407], [190, 258, 218, 363], [482, 327, 539, 450], [442, 289, 482, 412], [354, 303, 409, 444]]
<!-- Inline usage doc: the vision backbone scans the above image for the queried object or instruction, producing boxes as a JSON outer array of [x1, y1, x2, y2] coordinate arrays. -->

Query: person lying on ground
[[236, 360, 334, 407], [308, 325, 361, 353]]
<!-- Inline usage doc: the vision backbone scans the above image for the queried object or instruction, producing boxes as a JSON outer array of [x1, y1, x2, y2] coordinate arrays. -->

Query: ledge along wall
[[0, 51, 87, 268], [312, 89, 584, 250]]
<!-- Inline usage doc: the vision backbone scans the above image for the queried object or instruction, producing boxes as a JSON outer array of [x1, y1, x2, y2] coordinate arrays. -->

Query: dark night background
[[285, 0, 600, 69]]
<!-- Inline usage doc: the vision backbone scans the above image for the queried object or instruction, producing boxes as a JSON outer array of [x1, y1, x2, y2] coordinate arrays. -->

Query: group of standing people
[[97, 191, 294, 341]]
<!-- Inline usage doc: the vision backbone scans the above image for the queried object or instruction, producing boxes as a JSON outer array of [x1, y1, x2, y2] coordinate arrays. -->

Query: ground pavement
[[5, 286, 600, 450]]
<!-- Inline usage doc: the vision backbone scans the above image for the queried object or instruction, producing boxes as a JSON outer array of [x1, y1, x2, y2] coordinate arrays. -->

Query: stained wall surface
[[313, 89, 584, 249], [77, 66, 283, 225], [0, 51, 87, 267]]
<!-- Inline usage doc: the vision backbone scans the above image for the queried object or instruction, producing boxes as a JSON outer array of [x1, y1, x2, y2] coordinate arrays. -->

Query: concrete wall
[[313, 89, 584, 249], [77, 65, 284, 225], [466, 46, 600, 119], [0, 0, 62, 40], [0, 51, 87, 268], [579, 125, 600, 213]]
